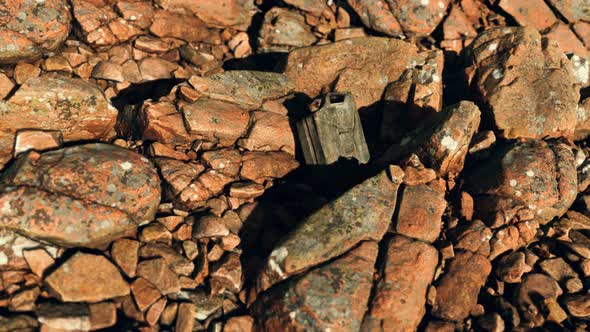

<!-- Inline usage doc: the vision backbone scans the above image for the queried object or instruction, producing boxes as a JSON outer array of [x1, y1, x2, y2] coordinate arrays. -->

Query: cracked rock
[[465, 139, 577, 228], [0, 143, 161, 248], [256, 168, 403, 292], [467, 27, 580, 139]]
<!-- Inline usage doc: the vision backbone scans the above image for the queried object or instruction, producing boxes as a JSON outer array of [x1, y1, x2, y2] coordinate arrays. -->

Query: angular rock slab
[[253, 241, 378, 332], [0, 0, 71, 63], [363, 235, 438, 331], [380, 101, 480, 178], [432, 251, 491, 321], [284, 37, 440, 108], [257, 167, 403, 292], [467, 27, 579, 139], [0, 75, 117, 167], [465, 139, 577, 228], [0, 144, 161, 248], [155, 0, 256, 31], [45, 252, 129, 303]]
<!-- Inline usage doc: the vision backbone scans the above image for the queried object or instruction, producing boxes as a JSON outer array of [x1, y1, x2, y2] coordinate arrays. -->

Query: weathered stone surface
[[575, 97, 590, 140], [13, 130, 62, 157], [465, 140, 577, 228], [563, 294, 590, 318], [498, 0, 557, 30], [0, 0, 71, 64], [141, 102, 191, 145], [364, 235, 438, 331], [347, 0, 403, 37], [37, 302, 91, 331], [381, 101, 480, 178], [548, 0, 590, 23], [45, 252, 129, 302], [495, 251, 532, 283], [387, 0, 449, 37], [285, 37, 438, 109], [89, 302, 117, 330], [516, 273, 563, 326], [453, 219, 492, 256], [137, 258, 181, 295], [239, 111, 296, 154], [393, 184, 446, 242], [156, 0, 255, 30], [149, 10, 211, 43], [0, 75, 117, 167], [182, 99, 250, 146], [467, 27, 579, 139], [240, 151, 299, 183], [258, 7, 317, 53], [432, 251, 491, 321], [202, 149, 242, 177], [187, 71, 293, 110], [254, 241, 378, 332], [0, 144, 161, 248], [257, 168, 403, 292]]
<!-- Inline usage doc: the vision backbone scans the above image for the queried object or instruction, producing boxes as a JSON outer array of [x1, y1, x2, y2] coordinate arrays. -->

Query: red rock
[[198, 170, 234, 195], [254, 242, 378, 332], [210, 252, 243, 294], [0, 73, 14, 100], [193, 215, 230, 239], [539, 258, 578, 283], [139, 242, 194, 276], [146, 297, 167, 326], [137, 258, 181, 295], [257, 7, 318, 53], [467, 27, 579, 139], [453, 220, 492, 256], [489, 225, 520, 260], [139, 57, 178, 81], [285, 37, 437, 109], [224, 316, 255, 332], [14, 62, 40, 85], [37, 302, 91, 331], [156, 158, 204, 196], [0, 144, 161, 247], [175, 302, 195, 332], [116, 0, 154, 29], [393, 184, 446, 243], [139, 223, 173, 244], [111, 238, 140, 278], [9, 287, 39, 312], [150, 10, 211, 43], [388, 0, 449, 37], [547, 0, 590, 23], [364, 236, 438, 331], [240, 151, 299, 183], [42, 56, 72, 73], [140, 102, 191, 145], [495, 251, 532, 283], [443, 4, 477, 40], [202, 149, 242, 177], [13, 130, 62, 157], [546, 23, 589, 58], [182, 99, 250, 146], [563, 294, 590, 318], [131, 278, 162, 312], [92, 61, 125, 82], [0, 0, 71, 64], [229, 182, 265, 199], [108, 18, 142, 42], [432, 251, 491, 321], [89, 302, 117, 330], [239, 111, 296, 154], [498, 0, 557, 31], [45, 252, 129, 302], [0, 75, 118, 165], [22, 248, 54, 278], [576, 98, 590, 140], [257, 169, 402, 292], [347, 0, 403, 37], [517, 273, 563, 326], [465, 140, 576, 228], [157, 0, 255, 30]]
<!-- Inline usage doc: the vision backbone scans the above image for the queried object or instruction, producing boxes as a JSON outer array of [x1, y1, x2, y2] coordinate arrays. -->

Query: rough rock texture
[[364, 235, 438, 331], [0, 144, 161, 247], [45, 253, 129, 302], [467, 27, 580, 139], [254, 241, 378, 332], [432, 251, 492, 321], [257, 7, 317, 53], [393, 184, 446, 242], [156, 0, 255, 31], [256, 168, 403, 292], [0, 0, 71, 64], [0, 75, 117, 167], [465, 139, 577, 228], [284, 37, 441, 109]]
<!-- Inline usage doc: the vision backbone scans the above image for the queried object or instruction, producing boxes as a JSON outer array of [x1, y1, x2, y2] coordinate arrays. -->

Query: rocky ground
[[0, 0, 589, 331]]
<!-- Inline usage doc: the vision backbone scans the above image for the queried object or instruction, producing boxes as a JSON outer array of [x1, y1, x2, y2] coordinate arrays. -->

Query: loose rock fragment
[[393, 184, 446, 243], [254, 242, 378, 332], [467, 27, 579, 139], [257, 7, 318, 53], [257, 168, 403, 292], [45, 252, 129, 303], [432, 251, 491, 321], [364, 235, 438, 331], [465, 139, 577, 228]]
